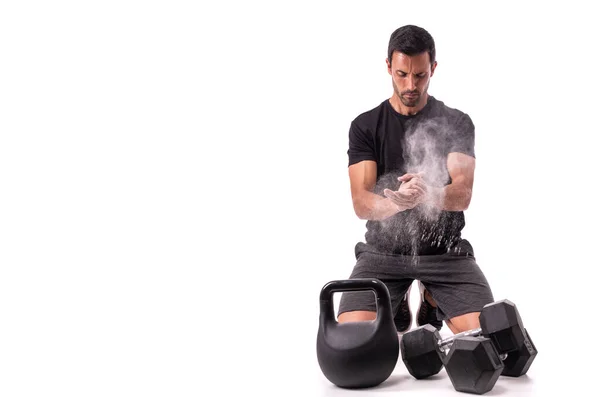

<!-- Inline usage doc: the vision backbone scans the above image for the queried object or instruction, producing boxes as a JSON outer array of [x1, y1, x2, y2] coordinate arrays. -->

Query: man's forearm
[[353, 191, 402, 220], [429, 183, 472, 211]]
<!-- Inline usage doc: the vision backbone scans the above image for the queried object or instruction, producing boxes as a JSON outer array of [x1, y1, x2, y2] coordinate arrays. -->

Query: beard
[[393, 80, 429, 108], [401, 91, 420, 107]]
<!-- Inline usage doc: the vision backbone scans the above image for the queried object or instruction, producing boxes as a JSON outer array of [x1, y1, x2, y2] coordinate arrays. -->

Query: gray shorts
[[338, 240, 494, 321]]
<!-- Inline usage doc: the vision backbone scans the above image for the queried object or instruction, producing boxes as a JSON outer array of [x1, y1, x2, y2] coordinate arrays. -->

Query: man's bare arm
[[428, 152, 475, 211], [349, 160, 423, 220]]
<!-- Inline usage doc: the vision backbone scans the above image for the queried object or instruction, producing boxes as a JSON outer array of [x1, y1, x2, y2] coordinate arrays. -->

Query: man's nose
[[406, 75, 416, 91]]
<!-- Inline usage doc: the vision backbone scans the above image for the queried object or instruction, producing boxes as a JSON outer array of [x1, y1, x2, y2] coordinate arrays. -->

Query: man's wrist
[[386, 197, 406, 213]]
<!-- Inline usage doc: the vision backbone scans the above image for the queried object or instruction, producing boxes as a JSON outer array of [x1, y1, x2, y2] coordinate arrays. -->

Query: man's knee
[[337, 310, 377, 323], [448, 312, 481, 333]]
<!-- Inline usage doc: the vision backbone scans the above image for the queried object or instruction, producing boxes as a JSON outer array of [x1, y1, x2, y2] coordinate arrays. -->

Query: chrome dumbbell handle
[[438, 328, 507, 360], [438, 327, 483, 349]]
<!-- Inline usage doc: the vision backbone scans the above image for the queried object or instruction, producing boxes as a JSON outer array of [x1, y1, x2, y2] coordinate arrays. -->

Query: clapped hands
[[383, 172, 429, 212]]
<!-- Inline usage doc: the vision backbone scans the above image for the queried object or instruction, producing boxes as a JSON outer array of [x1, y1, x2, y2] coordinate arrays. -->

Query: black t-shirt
[[347, 95, 475, 255]]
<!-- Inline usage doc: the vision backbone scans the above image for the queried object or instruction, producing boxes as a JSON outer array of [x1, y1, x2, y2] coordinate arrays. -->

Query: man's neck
[[389, 93, 429, 116]]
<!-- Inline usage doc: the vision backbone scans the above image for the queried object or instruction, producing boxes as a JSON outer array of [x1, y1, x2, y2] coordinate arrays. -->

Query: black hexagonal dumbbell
[[400, 299, 538, 394]]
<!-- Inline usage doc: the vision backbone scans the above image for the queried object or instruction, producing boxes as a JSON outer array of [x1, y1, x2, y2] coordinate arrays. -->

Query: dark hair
[[388, 25, 436, 65]]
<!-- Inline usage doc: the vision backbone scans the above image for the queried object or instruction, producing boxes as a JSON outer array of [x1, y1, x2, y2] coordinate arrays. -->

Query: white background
[[1, 1, 598, 396]]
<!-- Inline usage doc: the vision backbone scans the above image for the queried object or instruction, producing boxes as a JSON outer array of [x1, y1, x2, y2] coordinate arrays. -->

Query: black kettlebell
[[316, 278, 399, 388]]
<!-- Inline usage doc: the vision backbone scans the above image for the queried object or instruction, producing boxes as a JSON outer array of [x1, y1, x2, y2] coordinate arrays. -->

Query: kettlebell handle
[[319, 278, 392, 322]]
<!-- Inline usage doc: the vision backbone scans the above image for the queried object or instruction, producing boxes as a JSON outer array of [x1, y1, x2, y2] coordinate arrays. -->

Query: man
[[337, 25, 494, 335]]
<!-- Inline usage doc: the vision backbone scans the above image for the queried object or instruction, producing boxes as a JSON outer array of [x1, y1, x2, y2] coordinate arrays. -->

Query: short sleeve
[[447, 113, 475, 158], [347, 120, 376, 167]]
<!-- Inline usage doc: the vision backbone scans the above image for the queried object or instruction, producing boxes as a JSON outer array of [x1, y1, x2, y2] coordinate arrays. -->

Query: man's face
[[387, 51, 437, 108]]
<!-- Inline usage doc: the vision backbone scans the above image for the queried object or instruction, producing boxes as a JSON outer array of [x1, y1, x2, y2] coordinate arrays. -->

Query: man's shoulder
[[428, 96, 472, 122], [428, 97, 476, 150]]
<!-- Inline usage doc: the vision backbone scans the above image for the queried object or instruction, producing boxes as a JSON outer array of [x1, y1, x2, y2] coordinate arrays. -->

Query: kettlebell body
[[316, 278, 399, 388]]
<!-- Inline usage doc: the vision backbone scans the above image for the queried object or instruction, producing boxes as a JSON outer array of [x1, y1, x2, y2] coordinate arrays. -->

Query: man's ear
[[386, 58, 392, 75], [430, 61, 438, 76]]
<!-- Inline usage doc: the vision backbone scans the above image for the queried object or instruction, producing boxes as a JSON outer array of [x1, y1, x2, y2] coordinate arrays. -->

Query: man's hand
[[397, 172, 426, 184], [383, 173, 427, 211], [398, 171, 445, 210]]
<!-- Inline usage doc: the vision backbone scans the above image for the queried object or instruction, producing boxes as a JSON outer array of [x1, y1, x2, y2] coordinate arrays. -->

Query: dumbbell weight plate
[[480, 299, 526, 354], [502, 328, 537, 377], [400, 324, 444, 379], [444, 336, 504, 395]]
